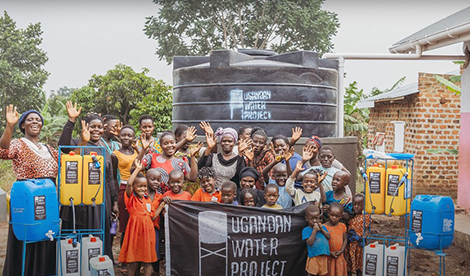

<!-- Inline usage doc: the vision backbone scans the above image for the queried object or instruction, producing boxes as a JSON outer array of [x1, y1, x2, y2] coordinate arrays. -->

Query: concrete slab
[[454, 213, 470, 254]]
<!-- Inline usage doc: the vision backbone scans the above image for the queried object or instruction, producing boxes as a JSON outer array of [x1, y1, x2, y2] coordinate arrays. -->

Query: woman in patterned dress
[[0, 103, 79, 276], [198, 124, 248, 189]]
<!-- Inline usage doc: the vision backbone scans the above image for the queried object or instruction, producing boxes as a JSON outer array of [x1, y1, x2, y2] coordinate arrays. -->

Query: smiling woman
[[198, 124, 247, 189], [0, 106, 60, 276], [137, 131, 198, 194]]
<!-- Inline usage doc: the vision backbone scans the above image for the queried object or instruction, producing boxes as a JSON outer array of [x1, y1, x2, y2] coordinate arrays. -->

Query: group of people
[[0, 102, 370, 276]]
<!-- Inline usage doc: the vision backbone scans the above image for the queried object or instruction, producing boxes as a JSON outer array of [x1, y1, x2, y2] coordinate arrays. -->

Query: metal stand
[[56, 145, 106, 276], [363, 154, 414, 276]]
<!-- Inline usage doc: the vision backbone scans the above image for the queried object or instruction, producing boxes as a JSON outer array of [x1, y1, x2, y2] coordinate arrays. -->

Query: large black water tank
[[172, 49, 339, 137]]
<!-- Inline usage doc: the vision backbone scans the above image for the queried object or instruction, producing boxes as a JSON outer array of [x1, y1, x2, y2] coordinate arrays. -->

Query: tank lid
[[69, 151, 75, 156], [91, 152, 97, 156], [237, 48, 277, 56], [90, 237, 97, 242], [68, 239, 73, 244], [99, 256, 106, 262], [370, 244, 376, 248], [390, 245, 397, 250], [392, 165, 398, 169], [372, 164, 379, 167]]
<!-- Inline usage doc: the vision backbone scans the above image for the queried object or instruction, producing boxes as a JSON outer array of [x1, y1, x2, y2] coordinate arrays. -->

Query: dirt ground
[[0, 216, 469, 275]]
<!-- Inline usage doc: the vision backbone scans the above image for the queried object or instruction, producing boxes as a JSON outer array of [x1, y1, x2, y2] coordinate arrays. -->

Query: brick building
[[358, 72, 461, 199]]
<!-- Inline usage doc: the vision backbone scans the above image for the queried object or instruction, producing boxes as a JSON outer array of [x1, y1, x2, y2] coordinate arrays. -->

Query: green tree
[[71, 64, 172, 129], [48, 86, 75, 116], [0, 11, 48, 121], [144, 0, 339, 63]]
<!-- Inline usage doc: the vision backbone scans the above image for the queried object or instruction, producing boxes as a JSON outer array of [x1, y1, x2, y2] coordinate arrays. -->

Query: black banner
[[165, 201, 310, 276]]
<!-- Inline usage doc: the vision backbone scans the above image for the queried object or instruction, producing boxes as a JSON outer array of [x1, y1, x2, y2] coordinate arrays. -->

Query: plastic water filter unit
[[10, 178, 59, 241], [410, 195, 454, 250]]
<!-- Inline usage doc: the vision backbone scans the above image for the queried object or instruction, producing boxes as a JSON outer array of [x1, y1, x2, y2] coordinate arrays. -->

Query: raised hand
[[134, 159, 144, 171], [291, 127, 302, 142], [109, 120, 122, 137], [66, 101, 82, 122], [80, 120, 90, 143], [238, 138, 252, 154], [295, 160, 305, 172], [190, 141, 204, 157], [131, 139, 139, 151], [205, 132, 216, 149], [242, 148, 254, 161], [302, 144, 315, 162], [5, 105, 19, 126], [317, 170, 327, 183], [199, 121, 214, 136], [186, 126, 197, 142], [284, 147, 295, 162], [140, 133, 152, 150]]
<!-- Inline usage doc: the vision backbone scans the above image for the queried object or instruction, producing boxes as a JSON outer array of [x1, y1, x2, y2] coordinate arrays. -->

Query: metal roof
[[390, 6, 470, 53], [357, 82, 419, 108]]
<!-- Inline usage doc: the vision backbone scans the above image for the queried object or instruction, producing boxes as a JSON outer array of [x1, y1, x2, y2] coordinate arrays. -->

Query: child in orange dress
[[346, 194, 371, 276], [191, 167, 221, 202], [119, 160, 165, 276], [324, 202, 348, 276]]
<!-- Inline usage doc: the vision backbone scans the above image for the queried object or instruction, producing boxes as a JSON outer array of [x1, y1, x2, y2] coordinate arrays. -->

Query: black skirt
[[3, 218, 57, 276]]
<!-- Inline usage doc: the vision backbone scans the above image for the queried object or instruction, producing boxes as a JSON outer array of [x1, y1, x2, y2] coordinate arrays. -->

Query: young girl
[[118, 160, 165, 276], [303, 204, 331, 276], [324, 202, 348, 276], [239, 188, 258, 207], [111, 125, 138, 241], [136, 114, 161, 154], [146, 168, 164, 273], [346, 194, 371, 276], [323, 171, 354, 218], [139, 131, 199, 193], [286, 161, 326, 206], [191, 167, 221, 202], [239, 167, 266, 207], [246, 127, 274, 189]]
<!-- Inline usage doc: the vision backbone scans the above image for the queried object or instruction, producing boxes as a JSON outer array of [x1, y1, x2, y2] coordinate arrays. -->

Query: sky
[[2, 0, 470, 95]]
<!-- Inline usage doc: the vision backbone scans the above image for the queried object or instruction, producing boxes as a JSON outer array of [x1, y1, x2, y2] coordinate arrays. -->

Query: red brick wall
[[367, 72, 461, 199]]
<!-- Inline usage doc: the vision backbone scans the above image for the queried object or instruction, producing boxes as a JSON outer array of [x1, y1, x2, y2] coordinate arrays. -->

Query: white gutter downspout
[[323, 45, 466, 137]]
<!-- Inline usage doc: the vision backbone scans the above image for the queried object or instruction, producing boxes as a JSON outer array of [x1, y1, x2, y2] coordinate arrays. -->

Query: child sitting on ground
[[303, 204, 331, 276], [239, 188, 258, 207], [286, 161, 326, 206], [220, 181, 238, 205], [118, 160, 165, 276], [324, 202, 348, 276], [162, 170, 192, 201], [323, 171, 353, 219], [262, 183, 283, 209], [191, 167, 221, 202], [346, 194, 371, 276]]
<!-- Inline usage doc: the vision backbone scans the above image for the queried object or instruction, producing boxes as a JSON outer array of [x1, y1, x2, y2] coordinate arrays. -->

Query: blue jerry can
[[410, 195, 454, 250], [10, 179, 59, 241]]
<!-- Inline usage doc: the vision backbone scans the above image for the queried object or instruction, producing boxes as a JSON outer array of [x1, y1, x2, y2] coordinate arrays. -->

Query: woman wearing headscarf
[[198, 125, 248, 189], [238, 167, 266, 207], [0, 103, 80, 276]]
